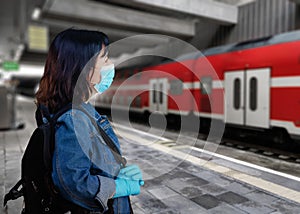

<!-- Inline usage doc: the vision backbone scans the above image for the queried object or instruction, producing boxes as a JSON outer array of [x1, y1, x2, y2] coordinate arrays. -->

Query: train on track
[[94, 30, 300, 142]]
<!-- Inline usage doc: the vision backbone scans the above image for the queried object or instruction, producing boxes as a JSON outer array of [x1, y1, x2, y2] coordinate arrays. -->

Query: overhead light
[[31, 7, 41, 20], [28, 25, 49, 52]]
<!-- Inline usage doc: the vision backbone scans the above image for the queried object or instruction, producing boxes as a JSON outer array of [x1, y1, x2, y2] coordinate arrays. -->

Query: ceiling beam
[[43, 18, 169, 43], [42, 0, 195, 38], [118, 0, 238, 25], [42, 18, 171, 58]]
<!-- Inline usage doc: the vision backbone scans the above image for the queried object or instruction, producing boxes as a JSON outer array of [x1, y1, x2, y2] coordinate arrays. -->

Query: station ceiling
[[0, 0, 254, 68]]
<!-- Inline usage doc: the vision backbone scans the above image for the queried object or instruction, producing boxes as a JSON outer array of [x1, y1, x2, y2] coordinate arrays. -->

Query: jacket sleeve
[[52, 110, 116, 211]]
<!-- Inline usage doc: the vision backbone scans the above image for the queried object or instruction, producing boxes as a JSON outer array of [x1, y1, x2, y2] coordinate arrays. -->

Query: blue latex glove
[[113, 177, 140, 198], [119, 165, 144, 186]]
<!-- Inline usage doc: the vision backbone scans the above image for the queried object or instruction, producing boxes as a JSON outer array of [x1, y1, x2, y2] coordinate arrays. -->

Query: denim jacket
[[51, 102, 131, 213]]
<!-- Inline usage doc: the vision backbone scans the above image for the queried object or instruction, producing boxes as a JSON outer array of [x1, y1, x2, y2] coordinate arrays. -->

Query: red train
[[95, 30, 300, 142]]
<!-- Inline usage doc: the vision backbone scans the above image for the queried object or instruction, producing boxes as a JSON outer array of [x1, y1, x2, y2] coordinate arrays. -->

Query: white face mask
[[94, 64, 115, 93]]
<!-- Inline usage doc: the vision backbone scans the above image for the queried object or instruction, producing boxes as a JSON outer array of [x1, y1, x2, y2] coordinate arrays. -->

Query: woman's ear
[[88, 67, 95, 83]]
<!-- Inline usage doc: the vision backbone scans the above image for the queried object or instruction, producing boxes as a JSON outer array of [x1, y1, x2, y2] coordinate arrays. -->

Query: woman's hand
[[113, 177, 140, 198], [119, 165, 144, 186], [113, 165, 144, 198]]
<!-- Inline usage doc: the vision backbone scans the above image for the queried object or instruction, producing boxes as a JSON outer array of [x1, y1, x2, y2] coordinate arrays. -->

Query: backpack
[[3, 104, 129, 214]]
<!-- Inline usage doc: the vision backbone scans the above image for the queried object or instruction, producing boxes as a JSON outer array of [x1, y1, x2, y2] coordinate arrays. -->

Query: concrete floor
[[1, 96, 300, 214]]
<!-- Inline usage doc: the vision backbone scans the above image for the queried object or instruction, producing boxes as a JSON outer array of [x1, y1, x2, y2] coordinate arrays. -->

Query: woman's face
[[89, 47, 112, 94]]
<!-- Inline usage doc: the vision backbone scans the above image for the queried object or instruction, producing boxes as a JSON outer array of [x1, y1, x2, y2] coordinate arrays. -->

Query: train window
[[159, 83, 163, 104], [249, 77, 257, 111], [201, 77, 212, 95], [233, 78, 241, 110], [153, 84, 157, 103], [170, 80, 183, 95], [231, 36, 272, 51]]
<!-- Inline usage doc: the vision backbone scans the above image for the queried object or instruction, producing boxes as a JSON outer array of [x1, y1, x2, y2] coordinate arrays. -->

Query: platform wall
[[211, 0, 297, 46]]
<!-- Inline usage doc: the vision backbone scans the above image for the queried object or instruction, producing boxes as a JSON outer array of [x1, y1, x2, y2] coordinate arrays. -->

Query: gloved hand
[[113, 176, 140, 198], [119, 165, 144, 186]]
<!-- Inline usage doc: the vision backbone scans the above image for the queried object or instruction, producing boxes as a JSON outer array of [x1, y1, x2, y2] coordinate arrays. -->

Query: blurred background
[[2, 1, 300, 213], [0, 0, 299, 96], [1, 0, 300, 143]]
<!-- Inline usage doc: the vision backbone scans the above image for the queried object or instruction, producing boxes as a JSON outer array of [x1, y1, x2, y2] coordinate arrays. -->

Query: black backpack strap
[[35, 104, 51, 126], [51, 103, 73, 122], [43, 103, 73, 171], [74, 106, 127, 167], [95, 120, 127, 166], [3, 179, 23, 207]]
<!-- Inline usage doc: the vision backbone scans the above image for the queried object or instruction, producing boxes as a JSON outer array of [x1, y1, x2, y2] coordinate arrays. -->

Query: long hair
[[35, 28, 109, 113]]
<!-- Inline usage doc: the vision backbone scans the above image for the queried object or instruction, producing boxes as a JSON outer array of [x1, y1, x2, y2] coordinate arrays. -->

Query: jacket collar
[[79, 102, 103, 121]]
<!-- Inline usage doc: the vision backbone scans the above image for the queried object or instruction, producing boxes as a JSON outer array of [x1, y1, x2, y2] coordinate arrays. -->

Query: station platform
[[1, 97, 300, 214]]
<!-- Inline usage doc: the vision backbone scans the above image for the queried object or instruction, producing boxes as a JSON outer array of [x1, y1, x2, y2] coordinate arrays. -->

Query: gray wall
[[209, 0, 297, 47]]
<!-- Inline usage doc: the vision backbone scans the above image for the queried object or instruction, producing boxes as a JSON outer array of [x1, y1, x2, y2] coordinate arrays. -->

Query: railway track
[[218, 137, 300, 163], [192, 128, 300, 164], [98, 107, 300, 164]]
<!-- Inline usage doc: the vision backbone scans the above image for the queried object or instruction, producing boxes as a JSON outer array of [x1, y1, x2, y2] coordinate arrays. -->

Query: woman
[[35, 28, 143, 213]]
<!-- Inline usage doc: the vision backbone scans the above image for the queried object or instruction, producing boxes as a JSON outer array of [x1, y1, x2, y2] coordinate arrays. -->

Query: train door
[[245, 68, 270, 128], [224, 71, 245, 125], [224, 68, 270, 128], [149, 78, 168, 114]]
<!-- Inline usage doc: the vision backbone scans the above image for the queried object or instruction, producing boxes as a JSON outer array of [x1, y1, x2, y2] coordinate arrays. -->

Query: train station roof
[[0, 0, 242, 67]]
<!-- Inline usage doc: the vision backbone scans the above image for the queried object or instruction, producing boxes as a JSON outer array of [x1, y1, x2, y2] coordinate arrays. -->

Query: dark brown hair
[[35, 28, 109, 113]]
